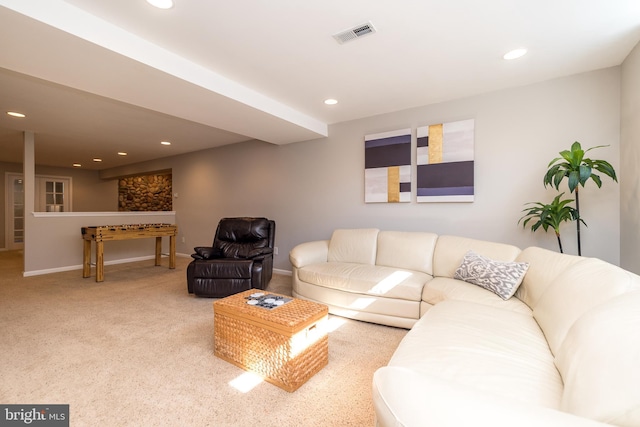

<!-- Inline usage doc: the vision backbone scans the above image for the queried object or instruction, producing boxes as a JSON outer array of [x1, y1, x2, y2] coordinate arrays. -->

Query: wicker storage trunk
[[213, 290, 329, 392]]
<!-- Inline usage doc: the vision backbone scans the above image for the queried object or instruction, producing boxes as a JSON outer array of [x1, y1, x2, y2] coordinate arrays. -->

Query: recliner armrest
[[247, 247, 273, 259], [191, 246, 219, 260]]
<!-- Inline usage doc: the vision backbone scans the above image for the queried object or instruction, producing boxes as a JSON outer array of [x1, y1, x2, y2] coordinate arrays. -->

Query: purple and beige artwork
[[416, 119, 475, 203], [364, 128, 411, 203]]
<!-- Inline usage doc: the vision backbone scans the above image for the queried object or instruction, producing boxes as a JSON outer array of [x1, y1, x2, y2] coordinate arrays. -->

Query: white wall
[[102, 67, 622, 271], [188, 67, 623, 269], [620, 41, 640, 273]]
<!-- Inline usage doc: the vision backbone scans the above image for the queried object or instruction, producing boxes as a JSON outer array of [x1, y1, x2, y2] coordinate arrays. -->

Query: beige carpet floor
[[0, 251, 407, 426]]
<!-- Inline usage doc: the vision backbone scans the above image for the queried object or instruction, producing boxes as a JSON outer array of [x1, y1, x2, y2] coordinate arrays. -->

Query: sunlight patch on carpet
[[325, 316, 347, 333], [229, 371, 264, 393]]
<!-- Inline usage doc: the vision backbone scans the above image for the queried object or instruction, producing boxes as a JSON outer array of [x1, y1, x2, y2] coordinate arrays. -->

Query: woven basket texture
[[213, 290, 329, 392]]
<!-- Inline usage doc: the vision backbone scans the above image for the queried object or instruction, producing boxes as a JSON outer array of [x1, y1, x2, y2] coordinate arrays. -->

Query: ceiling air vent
[[332, 22, 376, 44]]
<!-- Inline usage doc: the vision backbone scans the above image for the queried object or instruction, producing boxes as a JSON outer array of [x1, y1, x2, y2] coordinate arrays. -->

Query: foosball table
[[81, 223, 177, 282]]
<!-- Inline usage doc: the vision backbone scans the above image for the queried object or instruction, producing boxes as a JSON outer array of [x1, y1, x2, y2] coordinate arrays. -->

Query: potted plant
[[543, 141, 617, 255], [519, 193, 584, 254]]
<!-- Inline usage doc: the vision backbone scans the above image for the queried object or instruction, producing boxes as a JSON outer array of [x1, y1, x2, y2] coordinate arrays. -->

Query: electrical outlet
[[274, 247, 279, 255], [181, 237, 185, 243]]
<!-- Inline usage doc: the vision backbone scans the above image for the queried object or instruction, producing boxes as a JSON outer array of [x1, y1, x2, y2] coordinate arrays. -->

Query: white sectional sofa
[[289, 228, 640, 427]]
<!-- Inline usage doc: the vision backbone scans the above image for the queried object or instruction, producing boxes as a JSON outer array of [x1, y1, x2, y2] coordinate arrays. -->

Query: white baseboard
[[22, 253, 290, 277], [22, 255, 183, 277]]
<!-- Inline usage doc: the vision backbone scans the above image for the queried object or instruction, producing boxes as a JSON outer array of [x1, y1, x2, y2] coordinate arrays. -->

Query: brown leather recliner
[[186, 217, 275, 298]]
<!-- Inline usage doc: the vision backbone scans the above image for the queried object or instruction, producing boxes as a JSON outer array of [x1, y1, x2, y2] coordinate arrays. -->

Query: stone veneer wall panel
[[118, 173, 172, 211]]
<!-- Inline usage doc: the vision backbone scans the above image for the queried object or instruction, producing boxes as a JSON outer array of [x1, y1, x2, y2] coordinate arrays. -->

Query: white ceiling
[[1, 0, 639, 170]]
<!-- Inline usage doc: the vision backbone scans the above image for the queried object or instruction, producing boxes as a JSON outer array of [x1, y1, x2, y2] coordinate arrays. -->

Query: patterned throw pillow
[[454, 250, 529, 300]]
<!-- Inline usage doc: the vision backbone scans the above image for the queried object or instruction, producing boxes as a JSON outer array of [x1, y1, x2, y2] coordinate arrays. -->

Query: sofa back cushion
[[328, 228, 379, 265], [555, 291, 640, 426], [376, 231, 438, 275], [533, 257, 640, 356], [515, 246, 586, 310], [433, 235, 521, 278]]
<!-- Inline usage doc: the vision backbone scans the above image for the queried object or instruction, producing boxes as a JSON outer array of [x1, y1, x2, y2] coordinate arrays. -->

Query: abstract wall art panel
[[365, 128, 411, 203], [416, 119, 475, 203]]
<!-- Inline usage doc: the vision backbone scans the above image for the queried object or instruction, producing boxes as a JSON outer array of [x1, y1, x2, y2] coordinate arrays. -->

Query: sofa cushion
[[453, 250, 529, 300], [515, 246, 586, 310], [555, 291, 640, 426], [293, 281, 421, 327], [376, 231, 438, 275], [327, 228, 379, 265], [433, 235, 521, 278], [373, 367, 606, 427], [388, 300, 563, 409], [533, 257, 640, 356], [422, 277, 532, 315], [297, 262, 430, 301]]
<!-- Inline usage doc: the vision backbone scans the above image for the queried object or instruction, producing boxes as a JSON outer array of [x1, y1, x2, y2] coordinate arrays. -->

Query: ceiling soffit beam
[[0, 0, 328, 144]]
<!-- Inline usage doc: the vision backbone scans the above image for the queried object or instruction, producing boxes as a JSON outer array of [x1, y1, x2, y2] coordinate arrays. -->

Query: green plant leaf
[[543, 142, 617, 193], [584, 144, 611, 153], [594, 160, 618, 182], [568, 170, 579, 192], [518, 192, 581, 236], [559, 149, 573, 163], [553, 169, 565, 190], [547, 156, 563, 168], [578, 164, 591, 185]]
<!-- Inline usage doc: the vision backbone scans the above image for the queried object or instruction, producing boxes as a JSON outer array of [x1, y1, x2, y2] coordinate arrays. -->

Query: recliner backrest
[[213, 217, 275, 259]]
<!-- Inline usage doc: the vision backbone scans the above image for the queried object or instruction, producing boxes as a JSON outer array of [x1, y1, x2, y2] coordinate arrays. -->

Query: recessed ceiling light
[[7, 111, 26, 118], [324, 99, 338, 105], [146, 0, 173, 9], [503, 48, 527, 60], [92, 158, 102, 162], [72, 163, 82, 168], [161, 141, 171, 146], [118, 152, 128, 156]]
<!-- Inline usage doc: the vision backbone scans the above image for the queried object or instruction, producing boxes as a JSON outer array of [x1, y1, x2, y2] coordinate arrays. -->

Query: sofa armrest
[[289, 240, 330, 268], [372, 367, 611, 427]]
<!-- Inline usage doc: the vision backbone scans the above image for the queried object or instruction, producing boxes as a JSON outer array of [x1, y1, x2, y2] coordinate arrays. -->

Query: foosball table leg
[[96, 241, 104, 282], [155, 237, 162, 266], [169, 235, 176, 269], [82, 239, 91, 278]]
